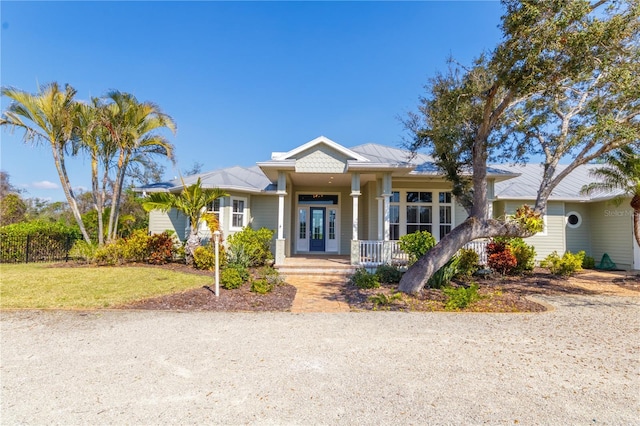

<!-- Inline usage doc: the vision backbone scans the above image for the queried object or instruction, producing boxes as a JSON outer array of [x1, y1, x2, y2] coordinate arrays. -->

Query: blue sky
[[1, 1, 504, 202]]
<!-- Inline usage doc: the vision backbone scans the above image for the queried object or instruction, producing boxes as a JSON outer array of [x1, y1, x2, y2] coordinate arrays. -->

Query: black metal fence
[[0, 234, 78, 263]]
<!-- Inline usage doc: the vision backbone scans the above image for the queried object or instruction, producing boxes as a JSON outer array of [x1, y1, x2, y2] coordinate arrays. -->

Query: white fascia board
[[271, 136, 370, 162], [347, 161, 414, 171]]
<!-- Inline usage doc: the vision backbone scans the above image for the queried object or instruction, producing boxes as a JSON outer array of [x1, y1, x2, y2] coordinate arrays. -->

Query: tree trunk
[[52, 144, 91, 244], [631, 195, 640, 248], [184, 229, 200, 266], [398, 217, 535, 294], [398, 219, 479, 293]]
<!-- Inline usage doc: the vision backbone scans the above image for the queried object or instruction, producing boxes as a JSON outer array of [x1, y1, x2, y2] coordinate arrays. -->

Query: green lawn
[[0, 263, 209, 309]]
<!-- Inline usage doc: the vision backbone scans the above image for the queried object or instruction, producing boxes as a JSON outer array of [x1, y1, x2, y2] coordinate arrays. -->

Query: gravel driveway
[[2, 294, 639, 425]]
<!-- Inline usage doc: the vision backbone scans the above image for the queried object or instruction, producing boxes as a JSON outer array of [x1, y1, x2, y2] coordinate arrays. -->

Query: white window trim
[[566, 211, 582, 229], [206, 198, 223, 230], [391, 189, 454, 241], [230, 196, 248, 230], [536, 214, 548, 236]]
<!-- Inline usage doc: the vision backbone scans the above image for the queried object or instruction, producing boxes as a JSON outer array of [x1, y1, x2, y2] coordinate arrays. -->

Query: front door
[[310, 207, 326, 252]]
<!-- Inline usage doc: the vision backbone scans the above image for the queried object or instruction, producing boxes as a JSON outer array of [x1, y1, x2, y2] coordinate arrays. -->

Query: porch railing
[[358, 240, 409, 268], [357, 239, 489, 267]]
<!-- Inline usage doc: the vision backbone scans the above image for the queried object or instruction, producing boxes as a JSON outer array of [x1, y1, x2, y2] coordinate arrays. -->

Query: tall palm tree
[[0, 83, 91, 243], [142, 178, 228, 265], [102, 91, 176, 242], [73, 98, 111, 245], [582, 145, 640, 247]]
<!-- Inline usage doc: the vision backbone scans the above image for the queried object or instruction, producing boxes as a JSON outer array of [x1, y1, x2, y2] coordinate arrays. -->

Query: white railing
[[359, 240, 384, 267], [462, 239, 489, 265], [358, 239, 489, 267], [358, 240, 409, 268]]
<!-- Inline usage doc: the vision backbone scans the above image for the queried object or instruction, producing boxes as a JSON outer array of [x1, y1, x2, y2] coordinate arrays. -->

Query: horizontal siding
[[454, 200, 468, 227], [249, 195, 278, 232], [590, 200, 633, 269], [564, 203, 591, 255], [148, 209, 188, 241], [504, 201, 565, 262]]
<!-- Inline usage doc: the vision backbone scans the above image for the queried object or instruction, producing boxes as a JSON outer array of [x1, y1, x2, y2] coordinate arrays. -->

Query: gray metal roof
[[140, 165, 275, 194], [493, 163, 624, 201], [137, 140, 623, 202]]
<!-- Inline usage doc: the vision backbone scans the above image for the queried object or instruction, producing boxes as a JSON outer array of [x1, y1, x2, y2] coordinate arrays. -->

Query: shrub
[[397, 231, 436, 265], [257, 266, 284, 287], [0, 220, 80, 263], [368, 292, 403, 310], [251, 278, 273, 294], [375, 264, 403, 284], [120, 229, 150, 262], [457, 248, 479, 278], [226, 227, 274, 267], [350, 268, 380, 289], [193, 246, 216, 271], [427, 255, 461, 289], [227, 263, 250, 283], [487, 240, 517, 275], [507, 238, 536, 273], [582, 255, 595, 269], [541, 250, 585, 276], [147, 232, 176, 265], [443, 284, 480, 311], [94, 241, 125, 266], [68, 240, 98, 262], [220, 267, 244, 289]]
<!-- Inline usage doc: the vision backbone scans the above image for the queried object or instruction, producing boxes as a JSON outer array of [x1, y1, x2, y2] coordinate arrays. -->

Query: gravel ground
[[1, 294, 639, 425]]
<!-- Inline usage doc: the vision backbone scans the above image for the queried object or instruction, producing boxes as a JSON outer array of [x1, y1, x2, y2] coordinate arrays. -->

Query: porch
[[355, 239, 489, 268]]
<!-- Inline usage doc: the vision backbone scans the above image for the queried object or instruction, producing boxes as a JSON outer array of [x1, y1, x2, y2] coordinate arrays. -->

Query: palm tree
[[142, 178, 228, 265], [1, 83, 91, 243], [102, 91, 176, 242], [73, 98, 111, 245], [582, 145, 640, 247]]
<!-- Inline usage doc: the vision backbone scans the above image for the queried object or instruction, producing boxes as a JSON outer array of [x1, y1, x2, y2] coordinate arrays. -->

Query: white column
[[352, 195, 359, 240], [277, 171, 287, 240], [277, 195, 285, 239], [382, 173, 392, 241], [383, 195, 390, 241], [377, 197, 383, 240], [351, 173, 361, 241]]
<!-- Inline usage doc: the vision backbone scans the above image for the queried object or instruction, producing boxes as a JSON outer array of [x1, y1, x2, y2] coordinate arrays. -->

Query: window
[[439, 192, 452, 237], [208, 198, 221, 218], [566, 211, 582, 228], [389, 191, 400, 240], [299, 209, 307, 239], [329, 209, 336, 240], [406, 191, 432, 234], [231, 197, 246, 229]]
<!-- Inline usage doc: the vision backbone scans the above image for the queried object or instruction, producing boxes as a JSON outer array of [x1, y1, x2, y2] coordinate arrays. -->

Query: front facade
[[142, 136, 639, 271]]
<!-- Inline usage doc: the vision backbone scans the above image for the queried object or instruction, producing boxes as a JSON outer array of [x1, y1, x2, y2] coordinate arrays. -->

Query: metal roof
[[493, 163, 625, 202]]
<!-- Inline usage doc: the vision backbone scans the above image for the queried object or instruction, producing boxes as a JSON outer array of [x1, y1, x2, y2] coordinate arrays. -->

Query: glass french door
[[309, 207, 326, 252]]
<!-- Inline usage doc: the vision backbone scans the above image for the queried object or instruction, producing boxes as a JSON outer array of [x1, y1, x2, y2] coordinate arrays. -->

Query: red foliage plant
[[147, 232, 175, 265], [487, 241, 517, 275]]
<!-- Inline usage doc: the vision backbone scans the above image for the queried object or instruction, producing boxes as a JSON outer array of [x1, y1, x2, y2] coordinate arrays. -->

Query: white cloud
[[31, 180, 59, 190]]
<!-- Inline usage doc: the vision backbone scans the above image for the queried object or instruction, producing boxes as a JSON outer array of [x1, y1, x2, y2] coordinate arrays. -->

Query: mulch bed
[[343, 268, 640, 312], [47, 262, 638, 313]]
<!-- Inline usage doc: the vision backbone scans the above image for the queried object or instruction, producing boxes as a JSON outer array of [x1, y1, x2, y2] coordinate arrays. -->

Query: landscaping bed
[[343, 268, 640, 312]]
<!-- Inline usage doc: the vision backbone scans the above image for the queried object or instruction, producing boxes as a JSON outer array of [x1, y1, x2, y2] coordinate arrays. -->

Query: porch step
[[275, 255, 356, 277]]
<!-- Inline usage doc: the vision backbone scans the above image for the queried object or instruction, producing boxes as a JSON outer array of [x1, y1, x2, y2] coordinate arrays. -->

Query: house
[[139, 136, 640, 271]]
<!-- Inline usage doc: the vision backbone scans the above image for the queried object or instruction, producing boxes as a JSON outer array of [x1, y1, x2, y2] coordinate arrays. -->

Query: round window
[[566, 211, 582, 228]]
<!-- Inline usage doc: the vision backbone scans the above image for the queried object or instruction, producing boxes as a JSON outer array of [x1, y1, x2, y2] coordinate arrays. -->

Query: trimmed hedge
[[0, 221, 80, 263]]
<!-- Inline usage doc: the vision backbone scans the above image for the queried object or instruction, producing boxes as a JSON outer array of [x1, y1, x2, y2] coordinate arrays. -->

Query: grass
[[0, 263, 209, 309]]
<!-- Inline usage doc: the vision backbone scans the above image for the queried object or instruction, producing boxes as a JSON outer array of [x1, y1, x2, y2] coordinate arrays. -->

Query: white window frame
[[566, 211, 582, 229], [207, 198, 223, 230], [230, 196, 247, 230]]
